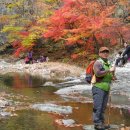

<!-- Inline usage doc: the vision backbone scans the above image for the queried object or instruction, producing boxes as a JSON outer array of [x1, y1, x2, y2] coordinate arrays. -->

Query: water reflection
[[0, 73, 61, 102], [2, 73, 45, 88]]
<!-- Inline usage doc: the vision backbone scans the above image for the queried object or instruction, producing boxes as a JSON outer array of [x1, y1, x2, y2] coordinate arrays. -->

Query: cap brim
[[99, 49, 109, 53]]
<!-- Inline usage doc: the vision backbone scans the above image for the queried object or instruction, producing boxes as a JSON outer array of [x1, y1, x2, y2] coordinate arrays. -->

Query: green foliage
[[62, 58, 70, 63], [2, 26, 23, 33], [44, 10, 53, 17], [44, 0, 59, 4], [1, 26, 23, 43], [22, 33, 38, 47], [9, 14, 20, 19], [0, 43, 11, 52], [7, 2, 19, 9]]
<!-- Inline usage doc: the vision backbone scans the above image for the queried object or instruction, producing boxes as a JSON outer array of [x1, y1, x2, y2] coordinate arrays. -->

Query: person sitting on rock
[[24, 56, 29, 64], [27, 50, 33, 64], [115, 51, 123, 67], [39, 55, 49, 62]]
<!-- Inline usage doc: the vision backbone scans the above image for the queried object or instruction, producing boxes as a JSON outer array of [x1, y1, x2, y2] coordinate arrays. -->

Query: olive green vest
[[94, 58, 113, 91]]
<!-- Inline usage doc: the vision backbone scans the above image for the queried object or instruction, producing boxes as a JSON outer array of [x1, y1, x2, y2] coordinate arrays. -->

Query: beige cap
[[99, 47, 109, 53]]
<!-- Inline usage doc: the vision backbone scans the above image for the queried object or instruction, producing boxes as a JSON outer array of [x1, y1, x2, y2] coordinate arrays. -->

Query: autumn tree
[[44, 0, 124, 58], [1, 0, 60, 56], [1, 0, 130, 59]]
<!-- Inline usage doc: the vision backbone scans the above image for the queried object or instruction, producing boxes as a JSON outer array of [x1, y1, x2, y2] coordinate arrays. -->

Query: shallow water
[[0, 73, 62, 102], [62, 102, 130, 126], [0, 72, 130, 130]]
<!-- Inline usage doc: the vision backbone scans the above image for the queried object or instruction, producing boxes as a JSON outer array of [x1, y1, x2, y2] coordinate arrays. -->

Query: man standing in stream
[[92, 47, 116, 130]]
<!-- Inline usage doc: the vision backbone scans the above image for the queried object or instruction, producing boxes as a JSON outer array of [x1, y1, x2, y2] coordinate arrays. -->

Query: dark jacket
[[122, 45, 130, 58]]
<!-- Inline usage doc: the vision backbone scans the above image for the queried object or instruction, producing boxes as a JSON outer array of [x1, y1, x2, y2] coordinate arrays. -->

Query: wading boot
[[94, 124, 105, 130], [103, 124, 110, 129]]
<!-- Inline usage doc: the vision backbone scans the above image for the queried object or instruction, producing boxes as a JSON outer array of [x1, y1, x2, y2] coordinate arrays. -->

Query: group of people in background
[[24, 51, 49, 64], [115, 42, 130, 67]]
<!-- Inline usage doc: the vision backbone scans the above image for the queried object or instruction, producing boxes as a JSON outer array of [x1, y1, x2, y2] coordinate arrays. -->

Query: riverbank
[[0, 60, 84, 80]]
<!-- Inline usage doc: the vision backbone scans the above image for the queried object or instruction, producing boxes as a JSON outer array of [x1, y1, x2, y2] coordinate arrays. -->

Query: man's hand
[[109, 66, 117, 80], [109, 66, 116, 72], [112, 75, 117, 80]]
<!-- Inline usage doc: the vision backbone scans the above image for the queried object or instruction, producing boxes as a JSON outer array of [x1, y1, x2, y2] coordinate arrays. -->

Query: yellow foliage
[[2, 26, 23, 33], [37, 18, 46, 24], [29, 26, 45, 33], [22, 33, 38, 47]]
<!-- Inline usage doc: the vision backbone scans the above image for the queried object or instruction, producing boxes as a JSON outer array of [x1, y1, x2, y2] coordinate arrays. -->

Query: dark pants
[[92, 86, 109, 125], [123, 55, 129, 64], [29, 58, 33, 64], [115, 58, 122, 66]]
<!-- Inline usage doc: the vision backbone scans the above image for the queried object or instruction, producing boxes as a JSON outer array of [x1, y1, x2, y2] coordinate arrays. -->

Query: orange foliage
[[43, 0, 121, 54], [8, 0, 130, 58], [0, 15, 10, 24]]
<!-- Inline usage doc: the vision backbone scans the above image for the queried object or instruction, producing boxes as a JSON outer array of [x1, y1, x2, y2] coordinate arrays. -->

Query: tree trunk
[[93, 33, 99, 54]]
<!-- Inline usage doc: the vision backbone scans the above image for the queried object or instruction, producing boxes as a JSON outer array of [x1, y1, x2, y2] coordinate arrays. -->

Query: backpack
[[85, 60, 96, 84]]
